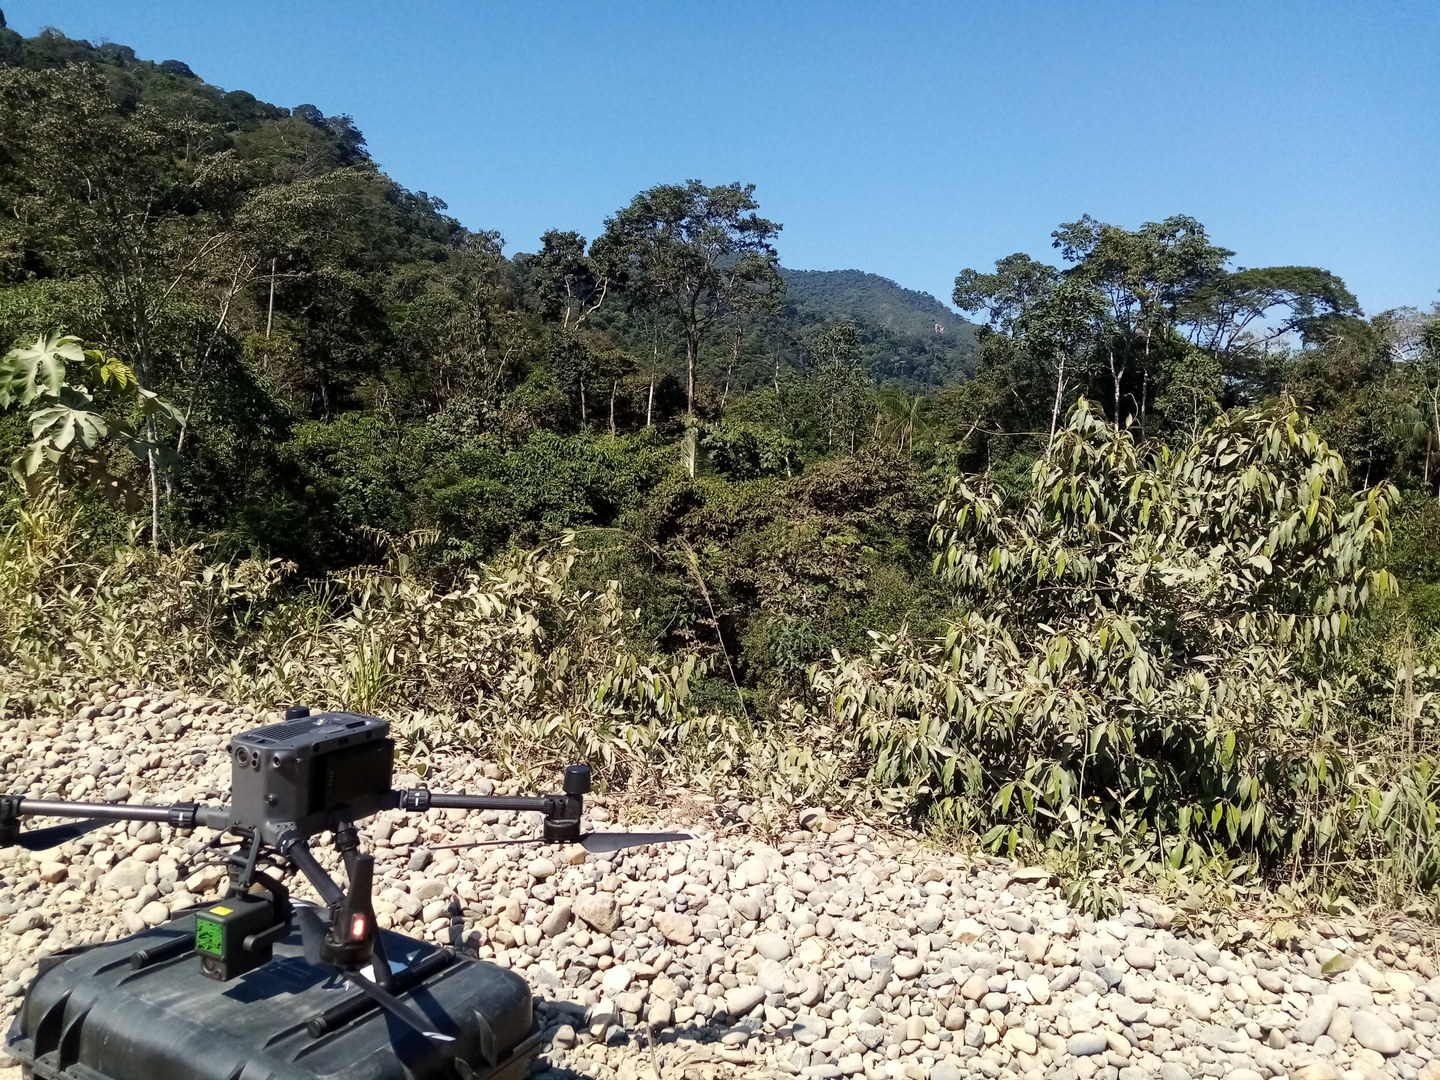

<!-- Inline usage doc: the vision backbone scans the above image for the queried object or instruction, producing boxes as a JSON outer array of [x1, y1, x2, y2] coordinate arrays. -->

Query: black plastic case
[[5, 915, 540, 1080]]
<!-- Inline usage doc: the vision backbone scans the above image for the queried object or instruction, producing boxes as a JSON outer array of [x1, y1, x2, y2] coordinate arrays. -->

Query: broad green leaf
[[138, 387, 184, 424], [29, 390, 108, 452], [0, 331, 84, 408]]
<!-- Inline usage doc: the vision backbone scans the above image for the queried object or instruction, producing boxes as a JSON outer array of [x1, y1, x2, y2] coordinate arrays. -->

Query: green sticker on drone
[[195, 917, 224, 956]]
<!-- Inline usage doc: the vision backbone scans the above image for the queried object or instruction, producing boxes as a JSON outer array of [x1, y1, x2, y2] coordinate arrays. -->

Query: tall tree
[[1051, 214, 1231, 430], [0, 64, 244, 542], [528, 229, 615, 331], [1181, 264, 1362, 392], [595, 180, 783, 414], [812, 320, 874, 453], [955, 254, 1105, 449]]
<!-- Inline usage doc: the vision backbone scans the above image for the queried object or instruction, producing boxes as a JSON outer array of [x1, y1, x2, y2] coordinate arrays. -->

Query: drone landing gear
[[277, 821, 462, 1043]]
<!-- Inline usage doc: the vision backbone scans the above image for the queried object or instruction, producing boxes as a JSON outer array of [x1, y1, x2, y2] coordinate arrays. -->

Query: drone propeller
[[430, 829, 694, 855], [295, 905, 455, 1043], [341, 970, 455, 1043], [12, 818, 109, 852], [296, 904, 328, 966]]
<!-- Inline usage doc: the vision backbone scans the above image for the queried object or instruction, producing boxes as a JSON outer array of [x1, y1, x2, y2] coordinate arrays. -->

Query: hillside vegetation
[[781, 269, 980, 388], [2, 25, 1439, 917]]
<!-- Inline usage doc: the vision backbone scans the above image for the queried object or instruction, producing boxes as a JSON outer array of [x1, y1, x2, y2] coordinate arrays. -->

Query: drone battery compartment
[[6, 915, 541, 1080]]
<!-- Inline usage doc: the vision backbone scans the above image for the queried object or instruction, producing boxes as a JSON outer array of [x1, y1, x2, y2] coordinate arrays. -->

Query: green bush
[[803, 401, 1440, 906]]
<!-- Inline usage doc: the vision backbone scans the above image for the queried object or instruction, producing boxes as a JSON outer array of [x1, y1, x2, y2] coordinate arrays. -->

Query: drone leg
[[369, 924, 394, 990], [228, 831, 265, 895], [333, 815, 361, 878], [282, 835, 345, 907]]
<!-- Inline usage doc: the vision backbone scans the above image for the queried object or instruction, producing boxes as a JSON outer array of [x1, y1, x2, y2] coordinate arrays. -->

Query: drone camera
[[194, 895, 278, 980]]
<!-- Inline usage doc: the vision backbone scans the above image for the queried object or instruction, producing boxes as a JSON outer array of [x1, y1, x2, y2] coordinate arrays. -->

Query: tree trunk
[[685, 332, 698, 416], [609, 380, 617, 436], [1047, 352, 1068, 458], [646, 317, 659, 427], [720, 325, 741, 411], [265, 258, 276, 338], [579, 379, 587, 426], [1109, 347, 1122, 423], [1429, 387, 1440, 500], [146, 425, 160, 549]]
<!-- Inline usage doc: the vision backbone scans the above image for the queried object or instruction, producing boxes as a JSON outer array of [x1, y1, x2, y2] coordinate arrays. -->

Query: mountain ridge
[[778, 267, 979, 388]]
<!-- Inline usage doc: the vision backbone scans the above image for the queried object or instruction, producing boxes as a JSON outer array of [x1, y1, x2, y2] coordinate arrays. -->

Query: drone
[[0, 708, 691, 1080]]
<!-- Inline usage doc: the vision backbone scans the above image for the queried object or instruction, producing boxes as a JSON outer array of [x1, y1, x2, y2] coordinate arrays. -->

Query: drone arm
[[397, 764, 591, 844], [396, 790, 551, 814], [0, 795, 230, 849], [6, 797, 215, 827]]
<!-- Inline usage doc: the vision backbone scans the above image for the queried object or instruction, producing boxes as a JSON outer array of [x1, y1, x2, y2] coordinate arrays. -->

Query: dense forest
[[3, 24, 1439, 913]]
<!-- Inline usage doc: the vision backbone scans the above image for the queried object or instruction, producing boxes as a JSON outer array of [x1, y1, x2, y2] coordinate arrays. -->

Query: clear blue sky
[[5, 1, 1438, 317]]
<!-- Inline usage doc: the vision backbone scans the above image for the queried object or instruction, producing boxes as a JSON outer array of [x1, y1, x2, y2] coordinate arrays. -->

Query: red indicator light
[[350, 913, 368, 941]]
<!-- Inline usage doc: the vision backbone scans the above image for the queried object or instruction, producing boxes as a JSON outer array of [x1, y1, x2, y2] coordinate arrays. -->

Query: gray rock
[[757, 958, 787, 994], [102, 859, 149, 893], [731, 894, 761, 922], [1350, 1010, 1403, 1055], [1330, 982, 1373, 1009], [856, 1027, 885, 1050], [980, 991, 1008, 1013], [1123, 944, 1155, 970], [724, 985, 766, 1018], [540, 903, 572, 937], [1067, 1031, 1107, 1056], [754, 932, 791, 961], [549, 1023, 577, 1049], [798, 969, 824, 1007], [793, 1016, 826, 1046], [1295, 996, 1336, 1044], [894, 956, 924, 980]]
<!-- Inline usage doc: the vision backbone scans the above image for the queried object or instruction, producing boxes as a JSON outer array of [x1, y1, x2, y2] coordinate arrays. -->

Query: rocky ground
[[1, 689, 1439, 1080]]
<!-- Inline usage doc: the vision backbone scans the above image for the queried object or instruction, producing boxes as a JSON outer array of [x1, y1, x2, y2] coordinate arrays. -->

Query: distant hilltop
[[780, 268, 979, 388]]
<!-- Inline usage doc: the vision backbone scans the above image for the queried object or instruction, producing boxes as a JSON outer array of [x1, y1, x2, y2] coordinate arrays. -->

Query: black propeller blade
[[431, 830, 694, 854], [296, 905, 455, 1043], [428, 836, 545, 852], [296, 904, 327, 966], [577, 830, 694, 854], [342, 970, 456, 1043], [15, 819, 108, 851]]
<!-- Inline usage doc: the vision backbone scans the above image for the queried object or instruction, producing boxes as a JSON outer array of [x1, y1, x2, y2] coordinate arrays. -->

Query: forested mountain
[[781, 268, 979, 386]]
